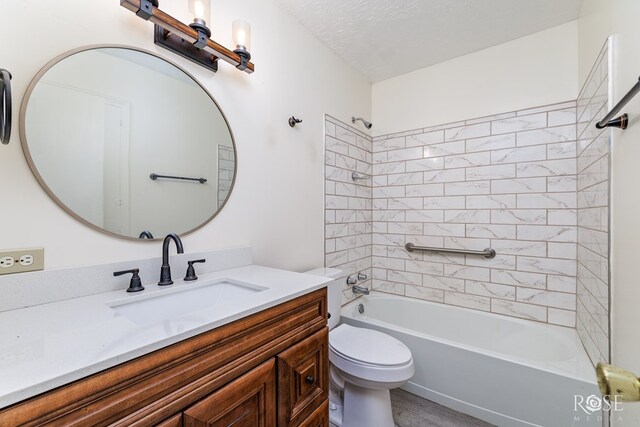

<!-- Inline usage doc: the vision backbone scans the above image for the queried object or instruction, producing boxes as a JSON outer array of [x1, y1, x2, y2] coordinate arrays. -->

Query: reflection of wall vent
[[218, 145, 235, 206]]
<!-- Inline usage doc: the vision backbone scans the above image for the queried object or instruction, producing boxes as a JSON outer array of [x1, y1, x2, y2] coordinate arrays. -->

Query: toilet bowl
[[305, 268, 414, 427]]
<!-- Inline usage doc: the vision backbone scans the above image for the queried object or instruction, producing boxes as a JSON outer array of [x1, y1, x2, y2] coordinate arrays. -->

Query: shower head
[[352, 116, 372, 129]]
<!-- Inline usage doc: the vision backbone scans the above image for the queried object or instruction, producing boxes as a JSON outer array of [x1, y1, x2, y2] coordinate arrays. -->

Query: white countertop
[[0, 265, 331, 407]]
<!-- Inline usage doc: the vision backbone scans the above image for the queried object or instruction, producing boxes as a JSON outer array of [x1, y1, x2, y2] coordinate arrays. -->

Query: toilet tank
[[304, 267, 342, 329]]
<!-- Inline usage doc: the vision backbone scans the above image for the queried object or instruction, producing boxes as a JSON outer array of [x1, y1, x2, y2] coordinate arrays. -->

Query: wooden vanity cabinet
[[0, 289, 329, 427]]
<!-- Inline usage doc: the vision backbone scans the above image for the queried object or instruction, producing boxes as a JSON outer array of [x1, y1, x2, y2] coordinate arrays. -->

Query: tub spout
[[352, 285, 370, 295]]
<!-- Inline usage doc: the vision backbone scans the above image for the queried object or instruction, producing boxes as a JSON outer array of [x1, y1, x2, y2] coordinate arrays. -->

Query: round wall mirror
[[20, 46, 236, 240]]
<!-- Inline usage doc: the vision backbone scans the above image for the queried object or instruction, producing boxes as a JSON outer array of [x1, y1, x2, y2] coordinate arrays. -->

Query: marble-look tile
[[517, 256, 577, 276], [405, 130, 445, 147], [490, 239, 547, 257], [548, 108, 577, 127], [445, 122, 491, 141], [444, 291, 491, 311], [466, 195, 516, 209], [547, 141, 577, 160], [422, 141, 466, 158], [491, 145, 546, 164], [492, 269, 546, 289], [516, 159, 576, 178], [466, 133, 516, 153], [422, 274, 465, 292], [387, 147, 423, 162], [491, 178, 546, 194], [548, 209, 578, 226], [548, 275, 577, 293], [444, 264, 490, 281], [444, 210, 491, 224], [517, 225, 577, 242], [517, 193, 576, 209], [548, 308, 576, 327], [444, 152, 491, 169], [467, 224, 516, 239], [405, 158, 444, 172], [492, 113, 546, 134], [548, 243, 578, 260], [517, 124, 576, 147], [466, 164, 515, 181], [387, 172, 424, 186], [491, 299, 547, 322], [466, 281, 516, 300], [423, 196, 466, 210], [423, 169, 466, 183], [491, 209, 547, 225], [517, 288, 576, 310], [547, 176, 577, 193], [445, 181, 491, 196], [424, 223, 466, 237], [405, 210, 444, 222], [374, 136, 405, 152], [405, 183, 445, 197]]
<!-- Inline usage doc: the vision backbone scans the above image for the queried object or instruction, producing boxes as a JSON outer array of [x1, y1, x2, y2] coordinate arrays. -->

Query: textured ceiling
[[275, 0, 583, 82]]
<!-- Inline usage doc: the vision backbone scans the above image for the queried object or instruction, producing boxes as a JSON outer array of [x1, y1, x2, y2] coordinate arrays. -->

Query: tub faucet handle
[[357, 272, 367, 281], [346, 275, 358, 285]]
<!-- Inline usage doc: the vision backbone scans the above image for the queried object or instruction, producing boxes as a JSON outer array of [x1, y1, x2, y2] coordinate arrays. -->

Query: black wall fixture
[[596, 75, 640, 130], [0, 68, 11, 145]]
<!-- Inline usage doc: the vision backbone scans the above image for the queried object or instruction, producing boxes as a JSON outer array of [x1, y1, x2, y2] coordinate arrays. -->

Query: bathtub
[[341, 293, 602, 427]]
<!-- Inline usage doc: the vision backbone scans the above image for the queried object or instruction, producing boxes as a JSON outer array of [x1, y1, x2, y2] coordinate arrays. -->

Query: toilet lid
[[329, 324, 412, 367]]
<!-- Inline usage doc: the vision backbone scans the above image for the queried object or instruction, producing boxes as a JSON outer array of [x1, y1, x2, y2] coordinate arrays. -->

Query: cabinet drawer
[[277, 328, 328, 426], [184, 359, 276, 427]]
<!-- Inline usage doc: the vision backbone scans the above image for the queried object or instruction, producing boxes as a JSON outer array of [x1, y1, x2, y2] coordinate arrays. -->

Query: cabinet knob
[[306, 376, 315, 384]]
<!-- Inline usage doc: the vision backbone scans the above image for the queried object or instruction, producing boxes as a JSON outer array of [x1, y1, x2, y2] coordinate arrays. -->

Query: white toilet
[[305, 268, 414, 427]]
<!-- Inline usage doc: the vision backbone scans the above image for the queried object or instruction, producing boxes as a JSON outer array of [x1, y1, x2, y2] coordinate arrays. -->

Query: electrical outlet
[[0, 256, 14, 268], [19, 255, 34, 266], [0, 248, 44, 275]]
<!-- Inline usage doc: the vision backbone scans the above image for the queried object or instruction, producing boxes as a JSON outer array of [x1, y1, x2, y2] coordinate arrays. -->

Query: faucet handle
[[357, 272, 368, 281], [114, 268, 144, 293], [184, 259, 206, 281]]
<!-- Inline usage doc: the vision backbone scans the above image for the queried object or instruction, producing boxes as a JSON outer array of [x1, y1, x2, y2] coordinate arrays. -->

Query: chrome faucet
[[352, 285, 370, 295], [158, 233, 184, 286]]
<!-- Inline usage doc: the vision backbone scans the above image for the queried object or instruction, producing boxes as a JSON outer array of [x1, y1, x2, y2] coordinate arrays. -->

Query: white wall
[[0, 0, 370, 271], [371, 22, 579, 136], [579, 1, 640, 425]]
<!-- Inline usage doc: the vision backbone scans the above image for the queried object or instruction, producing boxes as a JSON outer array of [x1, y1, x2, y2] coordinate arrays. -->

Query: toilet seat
[[329, 324, 414, 385], [330, 324, 412, 366]]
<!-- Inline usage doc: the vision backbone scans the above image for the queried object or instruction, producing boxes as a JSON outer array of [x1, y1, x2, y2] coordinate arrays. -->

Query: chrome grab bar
[[150, 173, 207, 184], [405, 242, 496, 259]]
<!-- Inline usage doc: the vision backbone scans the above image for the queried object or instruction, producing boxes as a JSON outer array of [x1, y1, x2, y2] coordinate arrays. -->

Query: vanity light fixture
[[120, 0, 254, 74]]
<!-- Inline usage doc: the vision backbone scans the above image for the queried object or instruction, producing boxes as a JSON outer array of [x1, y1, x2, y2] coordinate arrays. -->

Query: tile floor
[[391, 389, 493, 427]]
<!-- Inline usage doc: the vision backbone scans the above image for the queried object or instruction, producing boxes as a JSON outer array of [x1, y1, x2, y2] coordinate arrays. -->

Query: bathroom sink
[[109, 279, 267, 327]]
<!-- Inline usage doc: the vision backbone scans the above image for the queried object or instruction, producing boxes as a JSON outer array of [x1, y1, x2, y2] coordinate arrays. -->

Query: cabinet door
[[277, 328, 328, 426], [298, 400, 329, 427], [183, 359, 276, 427]]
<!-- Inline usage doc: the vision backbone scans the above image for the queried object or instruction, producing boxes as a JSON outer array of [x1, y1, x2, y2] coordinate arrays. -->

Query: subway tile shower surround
[[576, 40, 611, 365], [325, 116, 373, 304], [325, 101, 581, 326]]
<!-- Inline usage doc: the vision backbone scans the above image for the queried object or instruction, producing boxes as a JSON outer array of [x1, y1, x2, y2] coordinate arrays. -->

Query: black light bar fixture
[[120, 0, 254, 74]]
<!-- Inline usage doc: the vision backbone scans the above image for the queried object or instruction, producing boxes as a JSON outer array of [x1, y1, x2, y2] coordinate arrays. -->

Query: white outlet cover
[[19, 255, 34, 266], [0, 256, 15, 268]]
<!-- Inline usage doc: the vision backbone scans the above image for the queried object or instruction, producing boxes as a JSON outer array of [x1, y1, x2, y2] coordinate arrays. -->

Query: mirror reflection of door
[[102, 100, 130, 236]]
